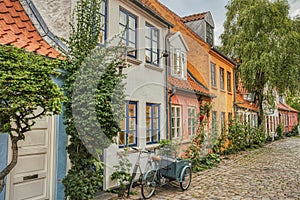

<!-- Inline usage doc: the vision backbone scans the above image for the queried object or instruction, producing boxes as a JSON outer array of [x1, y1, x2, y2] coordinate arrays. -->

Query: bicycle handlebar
[[131, 146, 155, 154]]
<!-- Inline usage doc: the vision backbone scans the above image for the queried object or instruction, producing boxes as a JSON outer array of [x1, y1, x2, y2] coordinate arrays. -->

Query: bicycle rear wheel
[[141, 170, 156, 199]]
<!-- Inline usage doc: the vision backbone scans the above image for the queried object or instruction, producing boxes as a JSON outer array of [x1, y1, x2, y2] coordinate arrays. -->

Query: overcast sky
[[159, 0, 300, 46]]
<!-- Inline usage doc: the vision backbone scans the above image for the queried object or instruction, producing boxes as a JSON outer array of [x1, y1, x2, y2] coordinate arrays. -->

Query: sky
[[159, 0, 300, 46]]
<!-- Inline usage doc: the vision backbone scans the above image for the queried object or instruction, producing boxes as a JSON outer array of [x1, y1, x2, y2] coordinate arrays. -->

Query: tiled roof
[[0, 0, 61, 58], [181, 12, 207, 23], [236, 93, 259, 111], [278, 102, 299, 113], [169, 74, 211, 97], [187, 61, 208, 89]]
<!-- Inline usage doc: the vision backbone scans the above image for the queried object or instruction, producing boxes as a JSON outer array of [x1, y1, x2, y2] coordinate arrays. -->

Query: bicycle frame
[[127, 147, 154, 197]]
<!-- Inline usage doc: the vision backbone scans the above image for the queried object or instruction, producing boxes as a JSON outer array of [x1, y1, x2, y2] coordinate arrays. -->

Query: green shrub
[[275, 124, 284, 140]]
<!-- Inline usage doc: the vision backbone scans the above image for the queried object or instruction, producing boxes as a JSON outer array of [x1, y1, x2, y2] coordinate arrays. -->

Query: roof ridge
[[181, 12, 208, 22]]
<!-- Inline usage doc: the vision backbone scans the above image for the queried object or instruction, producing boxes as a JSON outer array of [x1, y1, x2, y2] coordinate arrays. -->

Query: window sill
[[211, 86, 218, 90], [145, 63, 164, 72], [228, 91, 233, 95], [220, 89, 226, 93], [126, 56, 142, 65]]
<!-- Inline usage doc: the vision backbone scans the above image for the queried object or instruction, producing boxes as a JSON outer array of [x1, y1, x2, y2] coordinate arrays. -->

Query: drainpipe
[[169, 85, 176, 142], [165, 26, 172, 140], [233, 64, 238, 116]]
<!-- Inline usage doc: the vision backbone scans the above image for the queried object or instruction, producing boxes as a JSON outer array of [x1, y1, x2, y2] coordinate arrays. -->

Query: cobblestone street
[[128, 137, 300, 200]]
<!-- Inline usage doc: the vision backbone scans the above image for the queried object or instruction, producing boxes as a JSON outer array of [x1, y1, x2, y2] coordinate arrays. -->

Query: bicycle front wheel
[[141, 170, 156, 199], [180, 166, 192, 191]]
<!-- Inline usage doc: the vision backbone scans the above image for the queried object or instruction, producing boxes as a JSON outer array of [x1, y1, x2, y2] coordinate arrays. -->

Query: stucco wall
[[30, 0, 72, 40]]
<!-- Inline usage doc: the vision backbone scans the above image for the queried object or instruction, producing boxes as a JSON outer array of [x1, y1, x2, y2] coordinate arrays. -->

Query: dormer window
[[206, 22, 214, 46], [168, 32, 189, 79], [171, 49, 186, 79]]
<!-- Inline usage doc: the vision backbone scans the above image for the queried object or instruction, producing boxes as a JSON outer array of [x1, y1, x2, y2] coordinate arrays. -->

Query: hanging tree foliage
[[0, 45, 64, 191], [220, 0, 300, 126], [62, 0, 126, 199]]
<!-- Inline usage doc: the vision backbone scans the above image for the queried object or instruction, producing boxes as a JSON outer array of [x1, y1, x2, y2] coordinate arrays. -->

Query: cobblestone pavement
[[126, 137, 300, 200]]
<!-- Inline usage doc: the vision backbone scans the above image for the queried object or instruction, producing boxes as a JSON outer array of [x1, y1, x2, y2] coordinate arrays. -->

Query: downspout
[[169, 85, 176, 142], [165, 26, 172, 140], [233, 64, 237, 116]]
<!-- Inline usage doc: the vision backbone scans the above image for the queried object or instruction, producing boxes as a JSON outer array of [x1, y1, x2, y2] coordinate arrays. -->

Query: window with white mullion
[[171, 49, 186, 79], [188, 107, 197, 135], [171, 105, 181, 138]]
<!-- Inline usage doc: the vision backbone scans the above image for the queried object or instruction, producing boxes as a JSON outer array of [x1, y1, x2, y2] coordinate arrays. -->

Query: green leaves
[[62, 0, 126, 199], [0, 45, 64, 134], [221, 0, 300, 125]]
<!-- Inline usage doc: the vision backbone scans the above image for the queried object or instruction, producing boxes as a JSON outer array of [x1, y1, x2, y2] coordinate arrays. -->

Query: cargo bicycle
[[141, 148, 192, 199]]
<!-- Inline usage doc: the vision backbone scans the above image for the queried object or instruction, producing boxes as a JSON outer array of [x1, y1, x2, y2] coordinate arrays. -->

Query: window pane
[[129, 118, 136, 130], [153, 106, 159, 117], [146, 131, 151, 142], [145, 38, 151, 49], [176, 107, 180, 117], [145, 27, 151, 38], [128, 131, 135, 144], [176, 118, 180, 127], [153, 30, 158, 41], [153, 118, 158, 129], [128, 104, 136, 116], [119, 131, 125, 145], [153, 130, 158, 142], [129, 16, 135, 29], [145, 50, 151, 63], [121, 118, 125, 131], [120, 11, 126, 25], [153, 53, 158, 64], [171, 118, 175, 128], [146, 117, 151, 130], [129, 29, 135, 43], [152, 41, 158, 53]]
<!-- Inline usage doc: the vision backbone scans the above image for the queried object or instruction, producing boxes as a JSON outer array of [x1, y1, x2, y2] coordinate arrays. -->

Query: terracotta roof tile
[[0, 2, 9, 13], [236, 93, 259, 111], [169, 74, 211, 97], [3, 0, 13, 8], [2, 12, 14, 24], [9, 7, 19, 18], [278, 102, 299, 113], [187, 61, 208, 89], [181, 12, 207, 23], [0, 0, 61, 58]]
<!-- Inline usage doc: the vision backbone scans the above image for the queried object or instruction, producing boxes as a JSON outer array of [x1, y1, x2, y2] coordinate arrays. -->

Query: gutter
[[169, 85, 176, 142], [165, 27, 172, 141], [24, 0, 68, 53], [233, 64, 237, 114], [211, 46, 236, 65], [128, 0, 174, 28]]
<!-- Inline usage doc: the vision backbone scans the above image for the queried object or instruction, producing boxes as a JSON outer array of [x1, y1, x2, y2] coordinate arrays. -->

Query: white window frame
[[170, 47, 187, 79], [188, 106, 197, 135], [171, 105, 182, 139]]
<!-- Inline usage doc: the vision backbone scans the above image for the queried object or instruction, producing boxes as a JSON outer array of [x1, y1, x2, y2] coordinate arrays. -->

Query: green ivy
[[61, 0, 126, 199]]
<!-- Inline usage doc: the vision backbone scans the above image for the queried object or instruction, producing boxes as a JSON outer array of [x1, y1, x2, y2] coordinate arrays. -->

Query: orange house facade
[[141, 0, 236, 138]]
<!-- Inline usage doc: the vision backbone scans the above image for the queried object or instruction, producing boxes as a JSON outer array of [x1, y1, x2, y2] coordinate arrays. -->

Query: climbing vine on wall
[[61, 0, 126, 199]]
